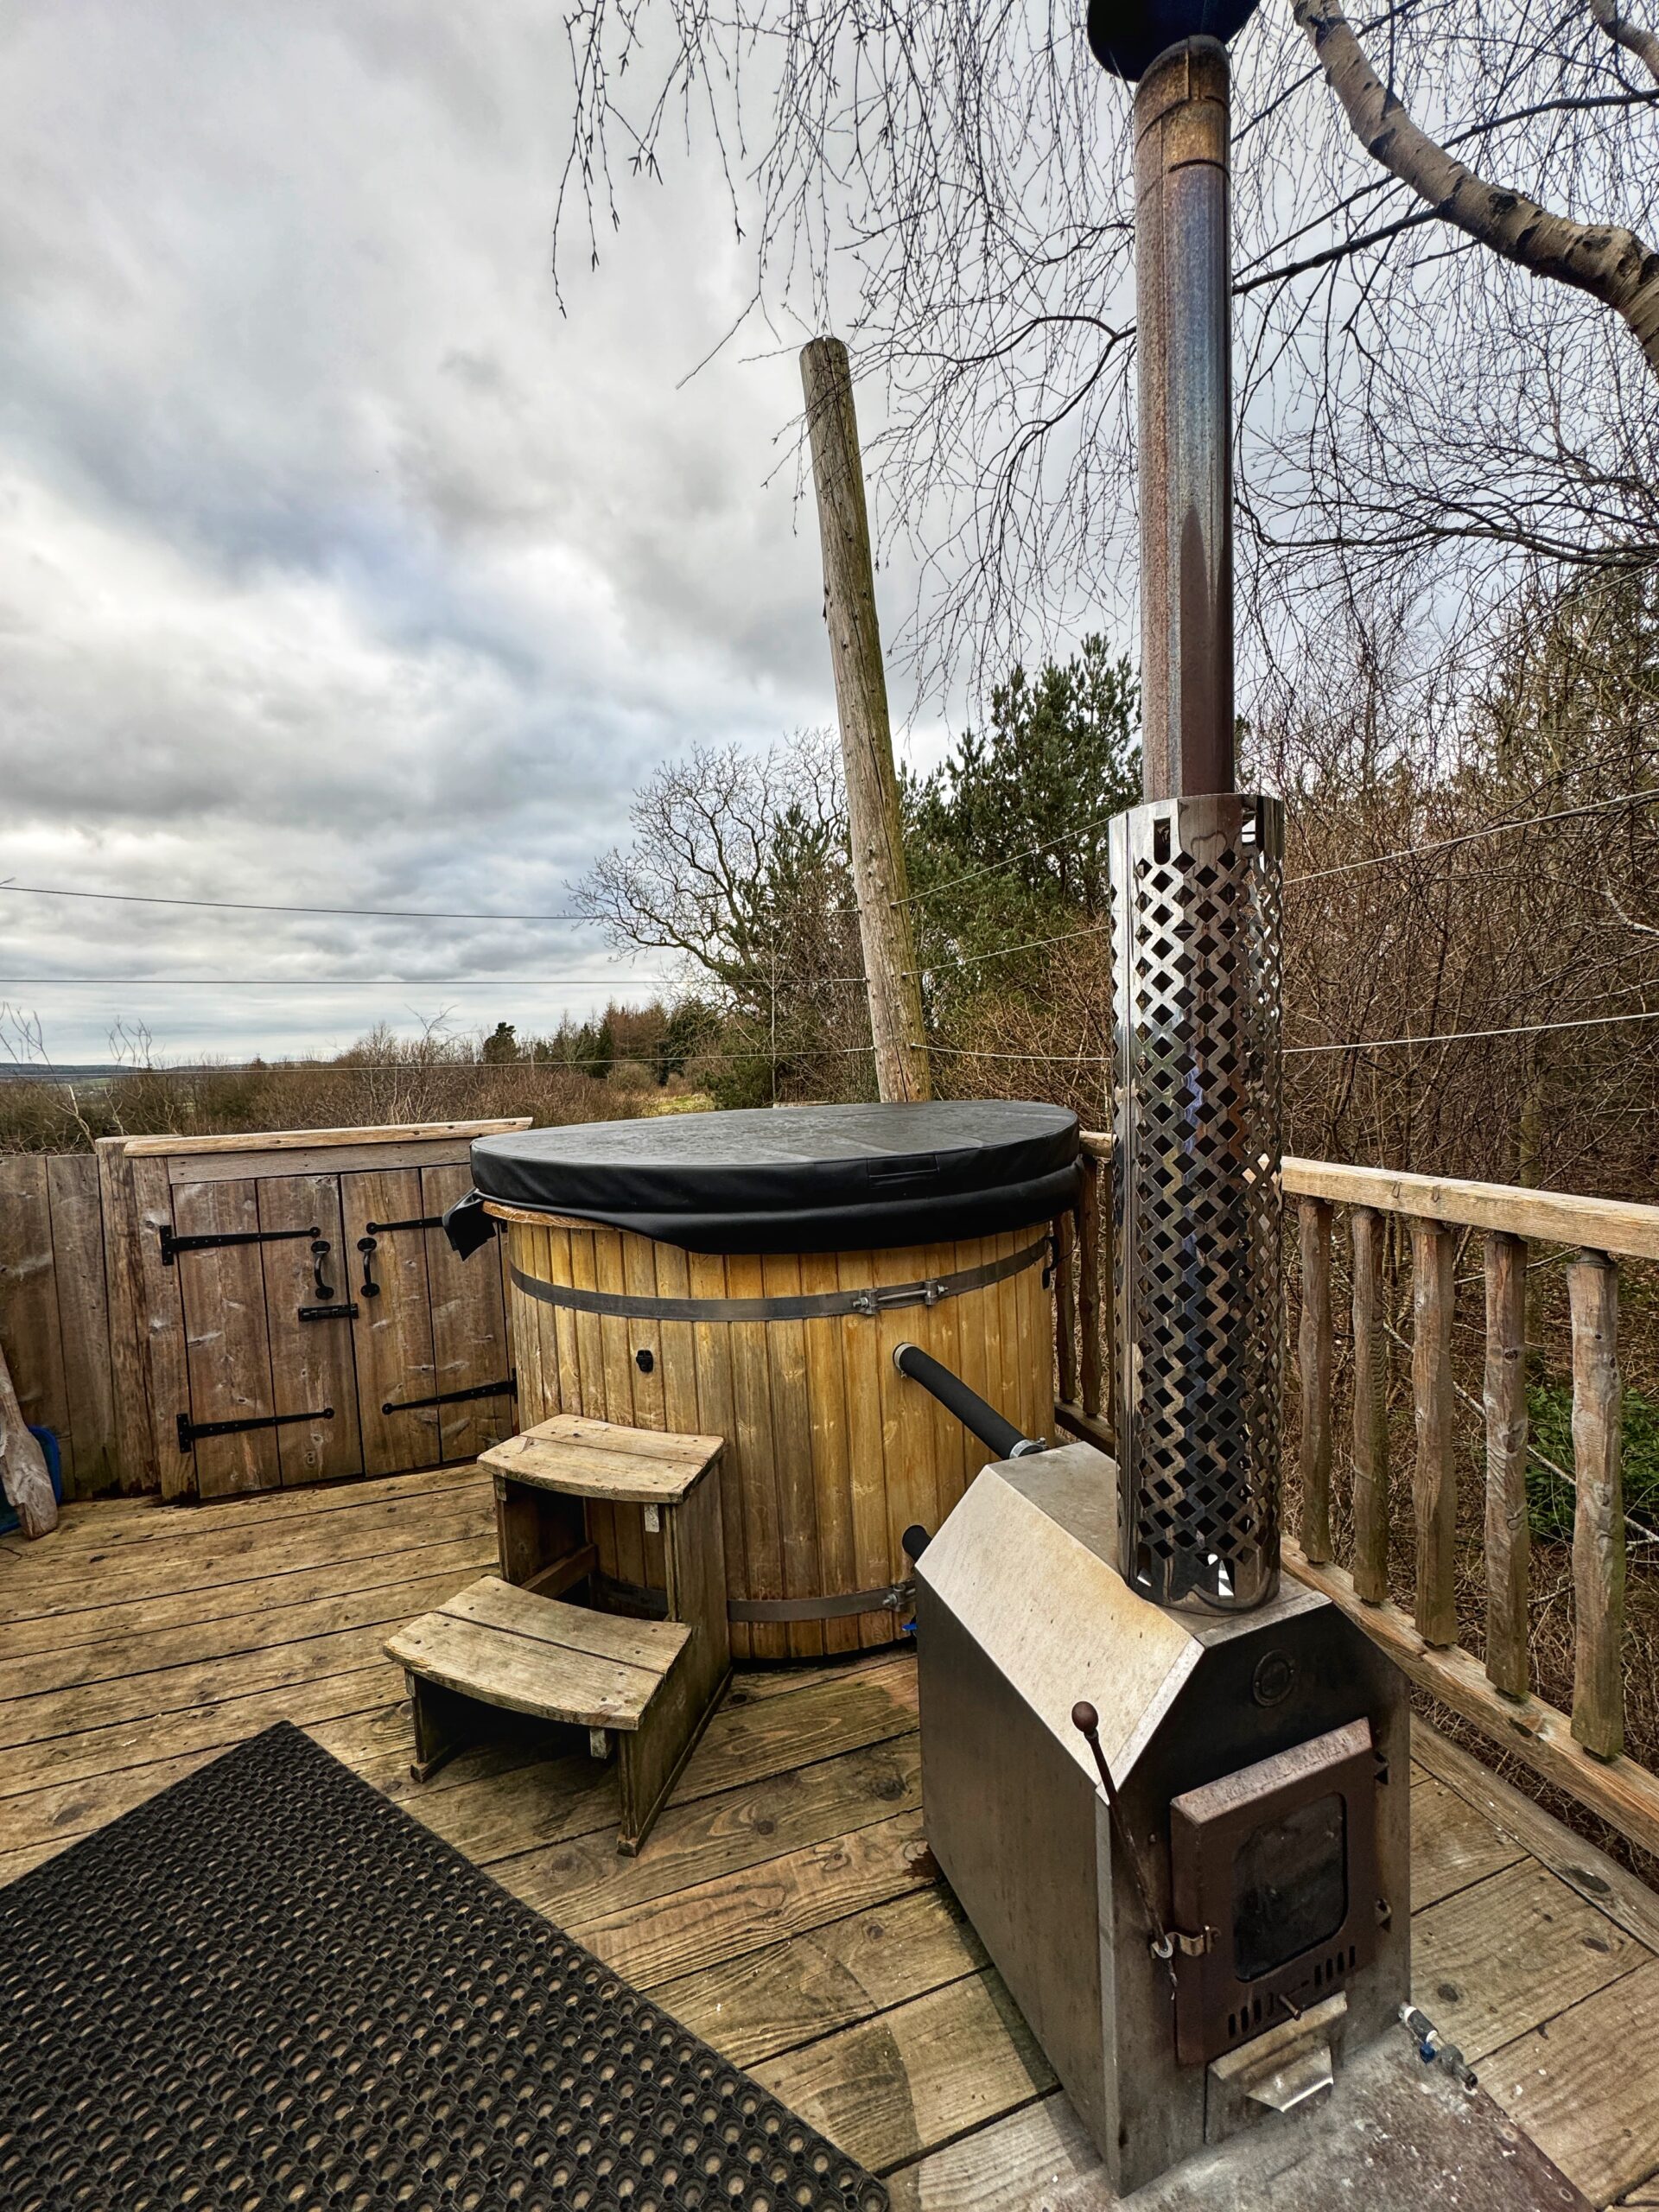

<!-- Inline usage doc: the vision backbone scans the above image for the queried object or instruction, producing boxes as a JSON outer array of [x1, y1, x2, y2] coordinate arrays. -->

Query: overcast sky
[[0, 2, 945, 1064]]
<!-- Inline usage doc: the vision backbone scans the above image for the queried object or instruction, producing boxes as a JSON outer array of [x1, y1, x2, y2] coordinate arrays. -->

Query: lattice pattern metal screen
[[1110, 793, 1283, 1609]]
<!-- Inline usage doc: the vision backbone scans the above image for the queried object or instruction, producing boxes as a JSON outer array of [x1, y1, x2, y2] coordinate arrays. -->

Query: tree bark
[[800, 336, 931, 1102], [1294, 0, 1659, 378], [1591, 0, 1659, 87]]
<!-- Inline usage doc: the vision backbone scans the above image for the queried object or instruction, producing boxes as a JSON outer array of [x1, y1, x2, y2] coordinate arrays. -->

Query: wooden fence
[[0, 1121, 524, 1503], [0, 1152, 117, 1496], [1051, 1135, 1659, 1859]]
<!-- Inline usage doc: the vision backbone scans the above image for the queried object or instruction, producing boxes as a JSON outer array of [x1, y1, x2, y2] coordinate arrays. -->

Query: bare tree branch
[[1294, 0, 1659, 373], [1590, 0, 1659, 88]]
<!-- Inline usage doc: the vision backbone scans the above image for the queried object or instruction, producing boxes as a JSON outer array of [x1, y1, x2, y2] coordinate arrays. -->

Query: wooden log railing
[[1052, 1139, 1659, 1859]]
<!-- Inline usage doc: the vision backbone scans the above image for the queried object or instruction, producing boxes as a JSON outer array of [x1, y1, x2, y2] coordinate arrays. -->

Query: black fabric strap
[[507, 1234, 1048, 1326]]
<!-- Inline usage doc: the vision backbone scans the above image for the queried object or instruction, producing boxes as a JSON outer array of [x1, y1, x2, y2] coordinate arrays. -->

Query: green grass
[[1524, 1379, 1659, 1541]]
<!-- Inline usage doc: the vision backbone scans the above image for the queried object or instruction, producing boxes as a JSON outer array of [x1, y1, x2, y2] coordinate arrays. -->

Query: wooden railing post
[[1053, 1209, 1078, 1408], [1483, 1231, 1530, 1700], [1077, 1154, 1104, 1424], [1350, 1205, 1390, 1604], [1411, 1218, 1459, 1648], [1569, 1250, 1624, 1761], [1297, 1197, 1333, 1563]]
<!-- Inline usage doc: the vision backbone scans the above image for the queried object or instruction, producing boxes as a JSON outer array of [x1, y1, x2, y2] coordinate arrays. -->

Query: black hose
[[892, 1342, 1047, 1460]]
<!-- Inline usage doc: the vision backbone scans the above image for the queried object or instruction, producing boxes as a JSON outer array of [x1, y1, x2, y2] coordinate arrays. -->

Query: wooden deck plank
[[0, 1544, 493, 1697], [0, 1491, 494, 1622], [384, 1665, 920, 1871], [2, 1596, 471, 1753], [500, 1738, 919, 1930], [752, 1967, 1055, 2177], [578, 1808, 929, 1986], [0, 1531, 496, 1671], [1414, 1717, 1659, 1955], [885, 2090, 1101, 2212], [0, 1461, 480, 1557], [1, 1634, 919, 1870], [0, 1658, 404, 1797], [1410, 1767, 1527, 1908], [651, 1888, 987, 2069], [1410, 1859, 1651, 2063], [1484, 1956, 1659, 2208]]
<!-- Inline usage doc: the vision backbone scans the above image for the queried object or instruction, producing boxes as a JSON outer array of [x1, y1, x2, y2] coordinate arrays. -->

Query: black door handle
[[310, 1238, 334, 1300], [357, 1236, 381, 1300]]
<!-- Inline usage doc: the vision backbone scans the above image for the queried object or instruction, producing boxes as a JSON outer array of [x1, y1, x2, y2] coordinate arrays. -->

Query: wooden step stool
[[385, 1416, 729, 1854]]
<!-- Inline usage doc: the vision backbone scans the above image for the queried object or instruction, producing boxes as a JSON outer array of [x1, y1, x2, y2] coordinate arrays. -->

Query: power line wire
[[861, 808, 1122, 918], [0, 880, 597, 923], [905, 916, 1110, 976], [1286, 788, 1659, 887], [923, 1003, 1659, 1065], [1286, 1006, 1659, 1054], [0, 975, 671, 988]]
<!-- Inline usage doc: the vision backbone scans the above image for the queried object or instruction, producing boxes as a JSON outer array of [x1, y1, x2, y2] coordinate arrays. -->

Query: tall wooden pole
[[800, 336, 931, 1103]]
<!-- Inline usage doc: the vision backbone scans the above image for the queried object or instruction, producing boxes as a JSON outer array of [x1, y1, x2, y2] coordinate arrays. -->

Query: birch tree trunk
[[1294, 0, 1659, 377]]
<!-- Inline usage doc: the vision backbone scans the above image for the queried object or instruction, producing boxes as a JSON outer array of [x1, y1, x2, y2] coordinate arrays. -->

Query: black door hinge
[[365, 1215, 445, 1233], [381, 1374, 516, 1417], [177, 1407, 334, 1451], [297, 1302, 359, 1323], [161, 1224, 319, 1266]]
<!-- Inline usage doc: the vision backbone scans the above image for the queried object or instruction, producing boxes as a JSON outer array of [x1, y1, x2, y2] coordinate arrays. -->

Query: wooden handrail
[[1052, 1136, 1659, 1854], [1282, 1157, 1659, 1262]]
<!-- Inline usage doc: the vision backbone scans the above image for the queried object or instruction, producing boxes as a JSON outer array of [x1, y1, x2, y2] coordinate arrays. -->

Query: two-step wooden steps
[[386, 1414, 731, 1852]]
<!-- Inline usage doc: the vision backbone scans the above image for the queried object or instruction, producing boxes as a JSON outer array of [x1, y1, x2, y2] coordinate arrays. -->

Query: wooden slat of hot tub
[[499, 1217, 1058, 1663], [800, 1250, 860, 1658]]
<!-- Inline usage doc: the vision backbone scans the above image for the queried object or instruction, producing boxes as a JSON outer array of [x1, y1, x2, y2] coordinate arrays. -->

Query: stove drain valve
[[1399, 2003, 1479, 2094]]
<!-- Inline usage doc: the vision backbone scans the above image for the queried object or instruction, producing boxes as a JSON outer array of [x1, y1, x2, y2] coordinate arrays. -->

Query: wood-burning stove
[[912, 1446, 1411, 2196]]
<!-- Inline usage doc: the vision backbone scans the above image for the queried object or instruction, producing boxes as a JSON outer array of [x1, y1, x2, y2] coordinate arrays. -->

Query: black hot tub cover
[[447, 1099, 1081, 1256]]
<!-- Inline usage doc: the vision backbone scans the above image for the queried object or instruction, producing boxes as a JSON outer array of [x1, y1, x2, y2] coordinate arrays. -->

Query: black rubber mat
[[0, 1722, 888, 2212]]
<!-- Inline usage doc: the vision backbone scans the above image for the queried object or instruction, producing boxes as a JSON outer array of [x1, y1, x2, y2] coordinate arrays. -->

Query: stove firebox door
[[1168, 1717, 1383, 2066]]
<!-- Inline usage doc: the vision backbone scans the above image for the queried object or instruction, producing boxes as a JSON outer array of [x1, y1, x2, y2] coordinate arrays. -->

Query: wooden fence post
[[1483, 1231, 1530, 1700], [1350, 1205, 1390, 1604], [1053, 1209, 1078, 1407], [1077, 1153, 1104, 1424], [1569, 1250, 1624, 1760], [1411, 1218, 1459, 1648], [1297, 1197, 1333, 1563], [800, 336, 931, 1103]]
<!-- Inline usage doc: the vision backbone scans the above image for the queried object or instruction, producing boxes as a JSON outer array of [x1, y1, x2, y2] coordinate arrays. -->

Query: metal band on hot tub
[[508, 1233, 1050, 1325]]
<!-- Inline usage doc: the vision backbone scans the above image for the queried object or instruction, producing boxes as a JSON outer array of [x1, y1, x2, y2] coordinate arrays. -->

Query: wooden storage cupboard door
[[340, 1169, 441, 1477], [171, 1179, 283, 1499], [420, 1162, 513, 1462], [257, 1173, 364, 1487]]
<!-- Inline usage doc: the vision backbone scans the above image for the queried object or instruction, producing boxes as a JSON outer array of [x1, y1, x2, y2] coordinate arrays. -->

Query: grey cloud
[[0, 0, 911, 1058]]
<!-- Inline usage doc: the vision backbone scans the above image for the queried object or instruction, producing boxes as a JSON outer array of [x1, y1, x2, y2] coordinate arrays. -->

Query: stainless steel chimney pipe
[[1135, 37, 1233, 801], [1111, 35, 1284, 1610]]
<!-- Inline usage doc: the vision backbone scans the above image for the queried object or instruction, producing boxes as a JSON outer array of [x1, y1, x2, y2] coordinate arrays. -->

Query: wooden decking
[[3, 1463, 1659, 2207]]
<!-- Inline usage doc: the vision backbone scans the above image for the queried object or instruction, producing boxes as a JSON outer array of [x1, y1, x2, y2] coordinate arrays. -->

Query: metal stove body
[[914, 1447, 1409, 2195], [912, 656, 1413, 2200]]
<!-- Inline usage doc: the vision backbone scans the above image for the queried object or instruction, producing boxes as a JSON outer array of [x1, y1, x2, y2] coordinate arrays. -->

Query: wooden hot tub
[[451, 1102, 1079, 1662]]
